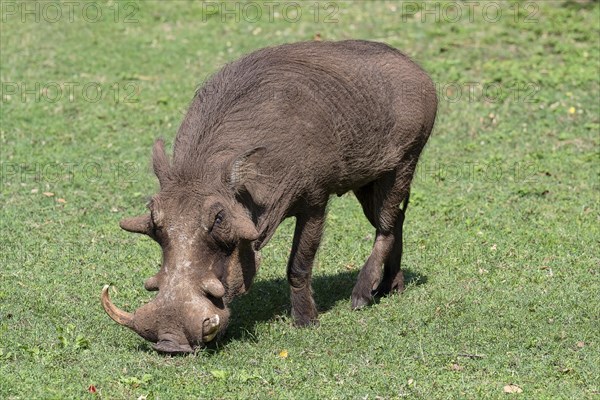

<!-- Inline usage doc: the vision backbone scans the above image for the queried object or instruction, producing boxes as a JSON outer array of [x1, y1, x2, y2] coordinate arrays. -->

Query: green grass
[[1, 1, 598, 398]]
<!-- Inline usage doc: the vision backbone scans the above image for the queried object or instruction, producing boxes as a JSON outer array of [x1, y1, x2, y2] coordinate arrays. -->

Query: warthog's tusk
[[101, 285, 134, 328]]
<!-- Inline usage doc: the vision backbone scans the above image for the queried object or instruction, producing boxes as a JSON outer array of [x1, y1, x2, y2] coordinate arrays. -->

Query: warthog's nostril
[[202, 315, 220, 342]]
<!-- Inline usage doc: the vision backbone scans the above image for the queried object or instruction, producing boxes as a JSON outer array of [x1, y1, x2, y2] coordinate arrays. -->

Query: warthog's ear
[[228, 147, 266, 192], [120, 214, 152, 235], [152, 138, 170, 188]]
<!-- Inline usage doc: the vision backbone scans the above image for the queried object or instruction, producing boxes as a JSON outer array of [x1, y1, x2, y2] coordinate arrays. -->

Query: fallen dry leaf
[[576, 341, 585, 348], [503, 384, 523, 394], [43, 192, 54, 197], [57, 198, 66, 204], [278, 349, 288, 359]]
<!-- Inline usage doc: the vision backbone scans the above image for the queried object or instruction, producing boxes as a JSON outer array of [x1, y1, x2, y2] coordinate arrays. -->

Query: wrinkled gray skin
[[102, 40, 438, 354]]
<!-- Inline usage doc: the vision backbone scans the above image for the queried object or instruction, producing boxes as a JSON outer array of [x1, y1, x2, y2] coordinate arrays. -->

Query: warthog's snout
[[101, 285, 228, 354]]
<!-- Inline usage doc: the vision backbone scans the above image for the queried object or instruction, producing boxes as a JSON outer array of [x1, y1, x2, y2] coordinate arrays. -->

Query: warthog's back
[[174, 40, 437, 196]]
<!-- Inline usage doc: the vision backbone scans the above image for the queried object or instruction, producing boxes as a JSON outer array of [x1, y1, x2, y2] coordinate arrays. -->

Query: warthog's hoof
[[293, 316, 320, 328], [351, 292, 373, 310]]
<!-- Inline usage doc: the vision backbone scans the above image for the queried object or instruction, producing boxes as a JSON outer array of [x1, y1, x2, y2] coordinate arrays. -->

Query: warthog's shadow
[[133, 268, 426, 353], [222, 268, 427, 346]]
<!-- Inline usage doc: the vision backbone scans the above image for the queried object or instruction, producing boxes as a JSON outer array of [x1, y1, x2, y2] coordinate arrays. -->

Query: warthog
[[102, 40, 437, 353]]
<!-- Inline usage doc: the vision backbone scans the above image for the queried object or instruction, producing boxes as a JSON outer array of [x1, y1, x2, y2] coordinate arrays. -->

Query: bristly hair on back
[[152, 138, 171, 188]]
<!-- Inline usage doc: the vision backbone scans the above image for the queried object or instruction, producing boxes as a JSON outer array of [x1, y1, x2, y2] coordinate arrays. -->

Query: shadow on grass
[[223, 267, 427, 345], [131, 268, 426, 354]]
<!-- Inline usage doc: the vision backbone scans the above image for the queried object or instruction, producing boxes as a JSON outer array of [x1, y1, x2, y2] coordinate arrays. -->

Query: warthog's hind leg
[[375, 195, 409, 297], [351, 167, 413, 309]]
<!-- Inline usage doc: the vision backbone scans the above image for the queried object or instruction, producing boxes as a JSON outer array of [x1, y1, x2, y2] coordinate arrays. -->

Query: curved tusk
[[101, 285, 134, 328]]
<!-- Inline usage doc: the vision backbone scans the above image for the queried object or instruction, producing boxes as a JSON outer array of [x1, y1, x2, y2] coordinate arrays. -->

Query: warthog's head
[[102, 139, 263, 353]]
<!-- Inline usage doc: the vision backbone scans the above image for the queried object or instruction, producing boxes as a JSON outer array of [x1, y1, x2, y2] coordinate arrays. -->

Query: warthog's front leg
[[287, 206, 326, 326]]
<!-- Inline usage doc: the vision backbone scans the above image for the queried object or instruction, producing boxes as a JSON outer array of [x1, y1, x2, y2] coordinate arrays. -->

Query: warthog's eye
[[209, 209, 235, 253], [207, 204, 234, 252], [214, 210, 224, 227]]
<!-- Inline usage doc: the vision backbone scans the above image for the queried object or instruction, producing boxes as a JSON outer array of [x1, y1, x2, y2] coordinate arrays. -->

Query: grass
[[1, 0, 598, 398]]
